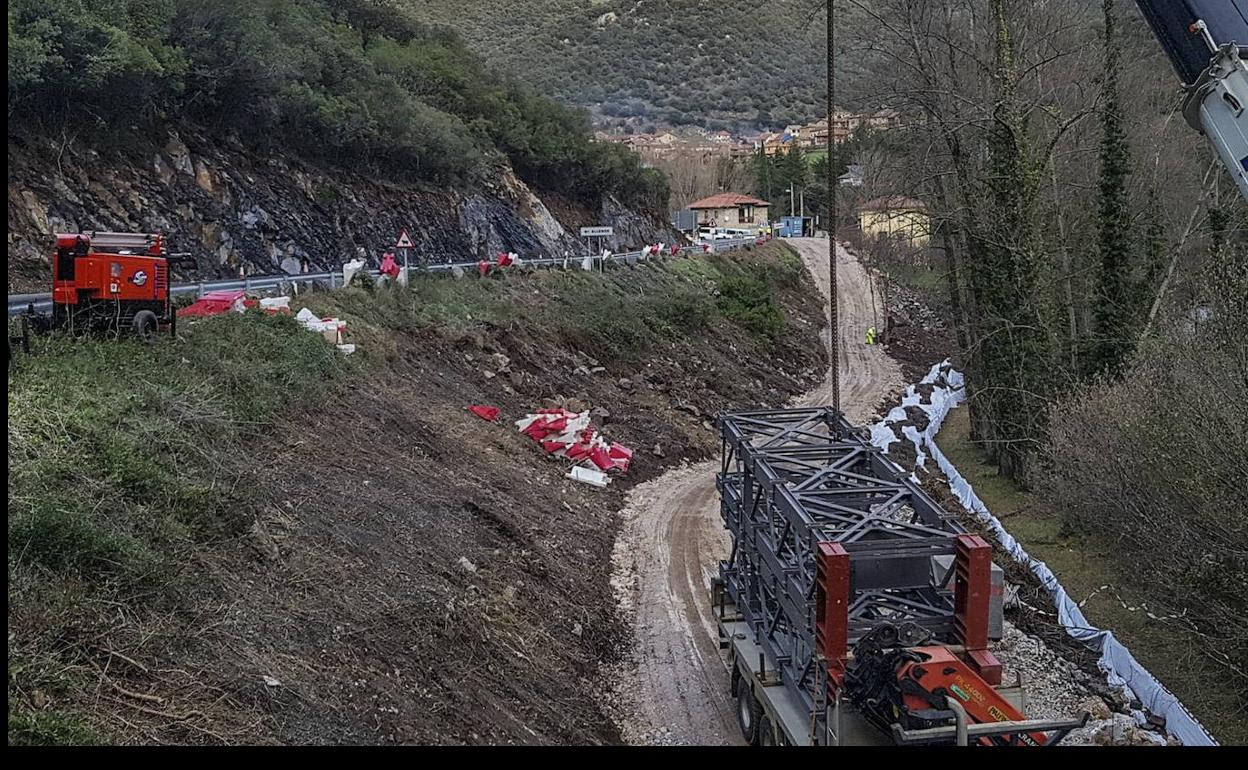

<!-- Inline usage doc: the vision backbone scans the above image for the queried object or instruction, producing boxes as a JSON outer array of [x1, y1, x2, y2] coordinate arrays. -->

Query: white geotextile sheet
[[870, 360, 1217, 746]]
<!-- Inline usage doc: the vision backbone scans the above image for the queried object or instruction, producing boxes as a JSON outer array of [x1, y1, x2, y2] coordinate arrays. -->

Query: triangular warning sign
[[395, 229, 414, 249]]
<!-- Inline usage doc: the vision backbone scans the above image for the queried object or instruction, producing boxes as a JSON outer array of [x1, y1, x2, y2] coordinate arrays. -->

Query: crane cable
[[826, 0, 840, 413]]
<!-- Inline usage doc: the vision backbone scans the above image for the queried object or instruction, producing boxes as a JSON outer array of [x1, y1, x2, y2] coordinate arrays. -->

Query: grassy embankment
[[6, 242, 804, 744]]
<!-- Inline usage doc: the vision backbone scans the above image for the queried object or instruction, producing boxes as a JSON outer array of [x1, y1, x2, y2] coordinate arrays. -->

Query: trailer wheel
[[736, 678, 762, 745], [132, 310, 158, 342], [758, 714, 776, 746]]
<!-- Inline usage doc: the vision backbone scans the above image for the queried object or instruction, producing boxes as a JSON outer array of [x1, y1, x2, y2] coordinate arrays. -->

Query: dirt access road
[[607, 239, 903, 745]]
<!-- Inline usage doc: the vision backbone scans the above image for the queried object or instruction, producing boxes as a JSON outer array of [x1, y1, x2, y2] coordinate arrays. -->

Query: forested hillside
[[7, 0, 667, 209], [399, 0, 831, 130]]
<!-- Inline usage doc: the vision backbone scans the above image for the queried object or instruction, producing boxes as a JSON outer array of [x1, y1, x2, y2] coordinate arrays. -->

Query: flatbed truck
[[711, 407, 1088, 746]]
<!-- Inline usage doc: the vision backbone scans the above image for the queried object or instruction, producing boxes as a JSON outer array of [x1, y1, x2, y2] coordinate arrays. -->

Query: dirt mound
[[224, 315, 822, 744]]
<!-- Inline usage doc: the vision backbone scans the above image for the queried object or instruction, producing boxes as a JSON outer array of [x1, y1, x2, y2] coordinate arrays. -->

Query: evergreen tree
[[782, 143, 807, 188], [753, 147, 775, 203], [808, 154, 831, 227], [1090, 0, 1136, 378], [776, 144, 808, 215], [974, 0, 1059, 481]]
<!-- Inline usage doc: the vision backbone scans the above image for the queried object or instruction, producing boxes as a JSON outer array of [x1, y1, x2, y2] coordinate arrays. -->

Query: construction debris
[[259, 296, 291, 313], [287, 306, 357, 354], [478, 251, 521, 277], [568, 466, 610, 488], [342, 258, 367, 286], [178, 291, 293, 318], [178, 289, 247, 317], [296, 307, 348, 346], [467, 405, 501, 422], [514, 408, 633, 473], [379, 251, 400, 279]]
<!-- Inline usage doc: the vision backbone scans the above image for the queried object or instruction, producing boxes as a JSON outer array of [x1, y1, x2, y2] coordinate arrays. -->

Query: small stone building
[[687, 192, 771, 230]]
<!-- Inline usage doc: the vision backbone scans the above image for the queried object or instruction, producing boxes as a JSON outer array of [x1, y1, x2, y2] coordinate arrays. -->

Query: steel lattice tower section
[[716, 408, 983, 718]]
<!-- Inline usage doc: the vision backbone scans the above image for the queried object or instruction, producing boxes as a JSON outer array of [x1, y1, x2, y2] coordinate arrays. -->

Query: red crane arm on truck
[[897, 647, 1052, 746]]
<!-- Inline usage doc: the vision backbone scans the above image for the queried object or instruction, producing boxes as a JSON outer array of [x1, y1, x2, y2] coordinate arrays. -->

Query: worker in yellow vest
[[866, 326, 877, 346]]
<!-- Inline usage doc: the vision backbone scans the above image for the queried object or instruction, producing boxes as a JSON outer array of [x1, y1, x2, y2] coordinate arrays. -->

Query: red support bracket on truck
[[815, 541, 850, 688], [953, 534, 1002, 685]]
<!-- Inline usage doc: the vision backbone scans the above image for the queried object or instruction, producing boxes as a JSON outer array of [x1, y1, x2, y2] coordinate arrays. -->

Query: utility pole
[[826, 0, 840, 413], [789, 184, 796, 217]]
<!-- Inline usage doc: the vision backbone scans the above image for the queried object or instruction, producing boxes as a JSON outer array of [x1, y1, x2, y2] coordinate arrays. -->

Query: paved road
[[608, 239, 903, 745]]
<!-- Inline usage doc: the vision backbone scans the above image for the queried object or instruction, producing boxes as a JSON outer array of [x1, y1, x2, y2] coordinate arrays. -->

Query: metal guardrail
[[7, 237, 763, 317]]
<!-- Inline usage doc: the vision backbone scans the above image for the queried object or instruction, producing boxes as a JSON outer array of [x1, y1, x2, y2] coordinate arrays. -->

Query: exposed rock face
[[6, 128, 678, 292], [600, 196, 675, 252]]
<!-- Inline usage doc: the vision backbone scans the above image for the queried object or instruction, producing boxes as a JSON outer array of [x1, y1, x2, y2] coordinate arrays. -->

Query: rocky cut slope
[[6, 129, 677, 294], [6, 0, 677, 294]]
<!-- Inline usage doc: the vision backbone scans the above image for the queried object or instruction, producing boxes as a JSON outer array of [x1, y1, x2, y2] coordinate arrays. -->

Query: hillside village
[[595, 107, 906, 161], [593, 107, 922, 248]]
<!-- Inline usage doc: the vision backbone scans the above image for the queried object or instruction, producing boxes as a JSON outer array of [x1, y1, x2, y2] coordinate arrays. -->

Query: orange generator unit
[[47, 231, 188, 339]]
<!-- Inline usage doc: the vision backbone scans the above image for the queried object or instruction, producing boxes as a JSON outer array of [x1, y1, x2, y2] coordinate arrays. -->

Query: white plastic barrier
[[870, 360, 1217, 747]]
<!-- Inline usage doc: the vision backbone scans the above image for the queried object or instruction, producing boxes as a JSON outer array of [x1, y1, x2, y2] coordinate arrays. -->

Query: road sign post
[[396, 228, 415, 284], [580, 227, 613, 269]]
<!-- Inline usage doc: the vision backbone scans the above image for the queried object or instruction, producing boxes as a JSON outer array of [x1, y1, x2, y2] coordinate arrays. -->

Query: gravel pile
[[994, 611, 1171, 744], [888, 282, 947, 334]]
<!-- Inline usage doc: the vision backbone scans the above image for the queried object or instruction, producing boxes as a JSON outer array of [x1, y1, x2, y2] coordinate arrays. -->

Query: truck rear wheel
[[758, 714, 776, 746], [736, 678, 762, 745], [132, 310, 158, 342]]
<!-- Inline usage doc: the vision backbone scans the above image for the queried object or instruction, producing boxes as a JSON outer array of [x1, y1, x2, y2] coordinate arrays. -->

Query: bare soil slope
[[8, 244, 825, 745]]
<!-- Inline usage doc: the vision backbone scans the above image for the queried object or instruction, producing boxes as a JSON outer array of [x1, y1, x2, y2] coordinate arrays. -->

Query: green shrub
[[656, 289, 715, 332], [716, 273, 785, 341], [8, 497, 151, 576]]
